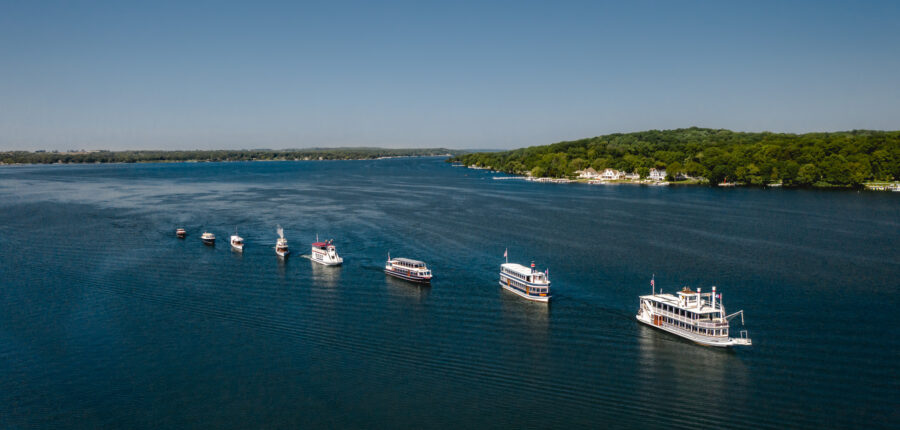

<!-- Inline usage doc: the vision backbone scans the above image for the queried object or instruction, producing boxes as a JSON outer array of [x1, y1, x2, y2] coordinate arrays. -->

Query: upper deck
[[501, 263, 549, 284], [391, 258, 427, 268], [640, 287, 723, 315]]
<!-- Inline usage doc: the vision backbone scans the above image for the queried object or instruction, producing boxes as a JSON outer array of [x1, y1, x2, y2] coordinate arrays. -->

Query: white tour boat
[[311, 237, 342, 266], [201, 232, 215, 246], [636, 281, 751, 347], [230, 229, 244, 251], [385, 254, 432, 284], [275, 225, 289, 258], [499, 251, 551, 302]]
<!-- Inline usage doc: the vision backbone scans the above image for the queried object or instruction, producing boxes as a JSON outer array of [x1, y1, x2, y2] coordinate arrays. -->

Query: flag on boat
[[545, 268, 549, 276], [650, 278, 655, 287], [503, 248, 507, 258]]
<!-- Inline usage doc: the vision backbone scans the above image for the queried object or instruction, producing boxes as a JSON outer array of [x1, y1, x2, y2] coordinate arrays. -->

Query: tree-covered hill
[[0, 148, 458, 165], [452, 128, 900, 187]]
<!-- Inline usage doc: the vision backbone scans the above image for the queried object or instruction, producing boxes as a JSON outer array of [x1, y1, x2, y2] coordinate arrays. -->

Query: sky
[[1, 0, 899, 151]]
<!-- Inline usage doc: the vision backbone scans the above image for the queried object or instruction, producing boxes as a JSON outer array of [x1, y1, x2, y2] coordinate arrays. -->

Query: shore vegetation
[[1, 148, 458, 165], [452, 128, 900, 188]]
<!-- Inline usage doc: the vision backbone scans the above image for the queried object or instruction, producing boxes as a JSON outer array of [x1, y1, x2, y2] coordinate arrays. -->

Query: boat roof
[[393, 257, 426, 265], [312, 242, 332, 247], [640, 293, 720, 314], [501, 262, 543, 275]]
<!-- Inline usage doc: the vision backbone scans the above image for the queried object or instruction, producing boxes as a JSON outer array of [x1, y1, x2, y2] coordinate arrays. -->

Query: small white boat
[[311, 236, 342, 266], [275, 225, 289, 258], [636, 280, 751, 347], [230, 229, 244, 251], [385, 253, 432, 284], [201, 232, 215, 246], [176, 228, 186, 238]]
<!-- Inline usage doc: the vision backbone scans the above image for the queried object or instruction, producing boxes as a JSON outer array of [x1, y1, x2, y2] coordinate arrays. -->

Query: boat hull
[[202, 239, 215, 246], [276, 250, 290, 258], [311, 257, 341, 266], [385, 269, 431, 284], [635, 312, 751, 347], [311, 250, 341, 266], [498, 280, 550, 303], [231, 243, 243, 251]]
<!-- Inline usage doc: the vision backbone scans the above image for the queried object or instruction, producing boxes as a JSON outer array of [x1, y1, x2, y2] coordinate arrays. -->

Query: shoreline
[[475, 167, 899, 191]]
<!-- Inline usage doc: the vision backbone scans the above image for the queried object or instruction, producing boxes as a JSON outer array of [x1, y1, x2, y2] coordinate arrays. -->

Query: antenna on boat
[[277, 224, 284, 239], [651, 274, 655, 295]]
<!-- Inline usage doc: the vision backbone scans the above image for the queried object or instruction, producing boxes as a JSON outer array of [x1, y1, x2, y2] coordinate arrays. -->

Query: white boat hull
[[311, 257, 341, 266], [499, 280, 549, 303], [231, 243, 243, 251], [636, 311, 751, 347]]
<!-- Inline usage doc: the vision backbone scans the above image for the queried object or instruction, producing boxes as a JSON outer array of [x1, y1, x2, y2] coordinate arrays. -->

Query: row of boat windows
[[394, 261, 426, 268], [391, 267, 431, 276], [653, 301, 717, 320], [501, 267, 545, 283], [504, 277, 549, 294], [660, 316, 728, 336]]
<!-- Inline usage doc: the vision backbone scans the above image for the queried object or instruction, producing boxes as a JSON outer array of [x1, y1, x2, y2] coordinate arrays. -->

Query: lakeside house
[[649, 168, 667, 181], [576, 167, 600, 179], [600, 168, 626, 180], [624, 171, 640, 180]]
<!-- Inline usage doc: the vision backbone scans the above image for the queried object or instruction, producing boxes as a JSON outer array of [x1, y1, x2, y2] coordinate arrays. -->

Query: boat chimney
[[712, 286, 716, 308], [697, 288, 701, 308]]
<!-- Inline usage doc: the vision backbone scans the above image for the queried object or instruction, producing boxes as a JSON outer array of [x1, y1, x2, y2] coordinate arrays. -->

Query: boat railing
[[653, 308, 729, 329]]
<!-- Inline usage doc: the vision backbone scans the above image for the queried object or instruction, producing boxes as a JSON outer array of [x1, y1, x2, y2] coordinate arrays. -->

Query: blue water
[[1, 158, 898, 429]]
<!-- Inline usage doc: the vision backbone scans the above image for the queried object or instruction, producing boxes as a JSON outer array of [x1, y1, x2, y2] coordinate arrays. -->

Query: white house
[[600, 168, 625, 180], [577, 167, 600, 179], [649, 168, 667, 181], [624, 172, 640, 180]]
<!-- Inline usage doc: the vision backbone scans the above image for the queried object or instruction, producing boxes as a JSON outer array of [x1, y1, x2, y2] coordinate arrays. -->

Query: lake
[[1, 158, 897, 429]]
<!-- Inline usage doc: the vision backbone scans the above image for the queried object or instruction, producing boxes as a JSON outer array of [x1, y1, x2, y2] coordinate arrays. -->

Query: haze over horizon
[[2, 0, 899, 151]]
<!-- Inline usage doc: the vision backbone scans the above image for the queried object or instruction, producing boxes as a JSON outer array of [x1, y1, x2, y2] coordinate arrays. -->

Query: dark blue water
[[1, 158, 898, 429]]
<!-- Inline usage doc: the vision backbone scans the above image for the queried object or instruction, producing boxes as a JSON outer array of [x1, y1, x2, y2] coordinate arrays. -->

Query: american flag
[[503, 248, 507, 258], [650, 278, 655, 287]]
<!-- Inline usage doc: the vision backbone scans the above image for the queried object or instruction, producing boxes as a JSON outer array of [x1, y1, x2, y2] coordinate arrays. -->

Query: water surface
[[1, 158, 897, 428]]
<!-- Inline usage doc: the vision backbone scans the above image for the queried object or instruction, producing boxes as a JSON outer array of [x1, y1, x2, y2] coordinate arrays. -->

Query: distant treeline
[[0, 148, 459, 164], [452, 128, 900, 187]]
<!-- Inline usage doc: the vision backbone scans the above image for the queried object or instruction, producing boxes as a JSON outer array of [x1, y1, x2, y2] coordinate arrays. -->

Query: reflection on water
[[635, 324, 749, 417], [276, 255, 288, 278], [384, 275, 431, 304], [499, 290, 550, 343], [309, 260, 341, 288]]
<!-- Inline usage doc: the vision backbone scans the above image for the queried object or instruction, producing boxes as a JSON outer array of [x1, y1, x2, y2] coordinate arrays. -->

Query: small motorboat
[[230, 229, 244, 251], [275, 225, 290, 258], [176, 228, 186, 238], [201, 231, 215, 246]]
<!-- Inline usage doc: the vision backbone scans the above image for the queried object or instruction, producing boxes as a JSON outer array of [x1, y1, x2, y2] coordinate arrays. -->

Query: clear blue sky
[[1, 0, 899, 150]]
